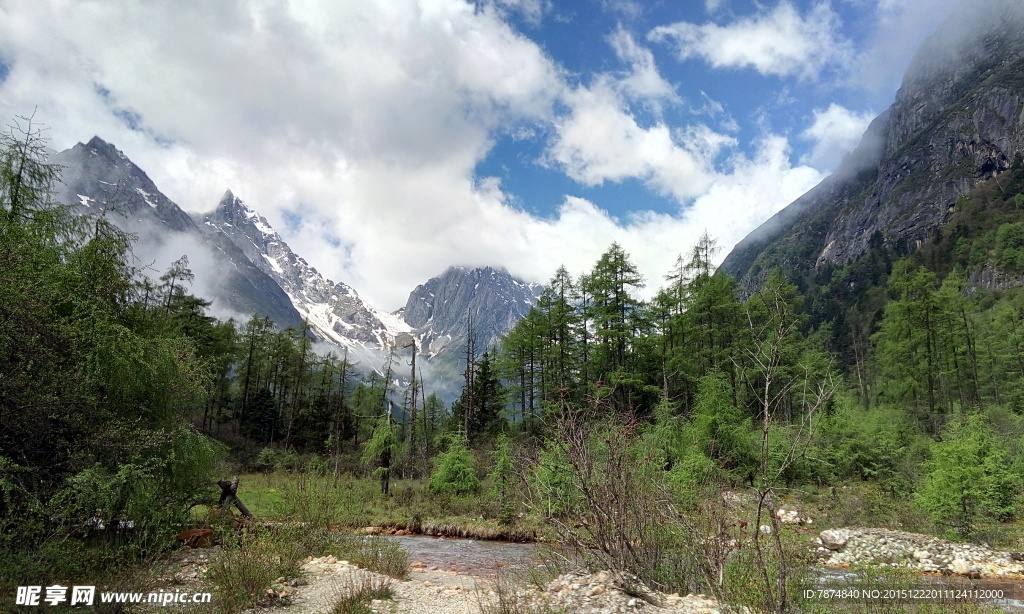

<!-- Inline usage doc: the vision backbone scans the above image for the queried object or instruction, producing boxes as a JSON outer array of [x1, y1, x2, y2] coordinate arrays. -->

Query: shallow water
[[388, 535, 552, 576], [816, 568, 1024, 612]]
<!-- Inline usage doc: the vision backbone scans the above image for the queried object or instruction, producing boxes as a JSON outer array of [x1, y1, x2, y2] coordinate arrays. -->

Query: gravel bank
[[245, 557, 742, 614], [816, 528, 1024, 579]]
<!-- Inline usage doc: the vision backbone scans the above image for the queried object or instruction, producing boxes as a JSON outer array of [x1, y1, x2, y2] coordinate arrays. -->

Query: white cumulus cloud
[[801, 103, 876, 169], [607, 28, 679, 105], [546, 80, 727, 201], [0, 0, 831, 311], [649, 2, 852, 79]]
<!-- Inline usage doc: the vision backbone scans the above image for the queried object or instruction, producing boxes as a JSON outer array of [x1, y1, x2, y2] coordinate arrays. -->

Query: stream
[[388, 535, 1024, 611], [389, 534, 552, 576]]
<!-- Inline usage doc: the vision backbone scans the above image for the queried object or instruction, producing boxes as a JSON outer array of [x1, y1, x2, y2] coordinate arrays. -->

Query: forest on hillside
[[4, 118, 1024, 611]]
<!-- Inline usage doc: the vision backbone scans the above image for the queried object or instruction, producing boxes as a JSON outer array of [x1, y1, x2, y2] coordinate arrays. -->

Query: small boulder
[[820, 529, 850, 551]]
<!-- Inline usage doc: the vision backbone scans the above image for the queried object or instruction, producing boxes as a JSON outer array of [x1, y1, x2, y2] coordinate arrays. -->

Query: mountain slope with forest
[[49, 139, 541, 389], [721, 0, 1024, 290]]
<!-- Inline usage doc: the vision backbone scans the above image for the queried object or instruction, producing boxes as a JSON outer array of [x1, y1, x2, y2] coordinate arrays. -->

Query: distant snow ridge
[[200, 191, 542, 389], [201, 190, 411, 354]]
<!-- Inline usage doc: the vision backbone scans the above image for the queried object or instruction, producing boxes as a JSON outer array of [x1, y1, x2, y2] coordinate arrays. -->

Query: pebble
[[816, 528, 1024, 579], [238, 557, 743, 614]]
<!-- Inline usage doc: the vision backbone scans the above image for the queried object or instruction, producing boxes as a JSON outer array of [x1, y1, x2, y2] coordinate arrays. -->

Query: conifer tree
[[583, 243, 645, 412]]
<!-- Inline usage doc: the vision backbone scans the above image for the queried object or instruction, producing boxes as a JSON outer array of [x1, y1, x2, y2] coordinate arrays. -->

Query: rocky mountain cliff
[[721, 1, 1024, 287], [402, 265, 542, 397], [197, 193, 542, 380], [199, 191, 410, 354], [50, 137, 304, 328], [404, 265, 542, 361]]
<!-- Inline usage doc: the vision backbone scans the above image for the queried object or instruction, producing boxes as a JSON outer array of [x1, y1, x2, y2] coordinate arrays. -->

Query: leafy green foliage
[[915, 415, 1019, 535], [429, 435, 479, 495], [0, 117, 224, 585]]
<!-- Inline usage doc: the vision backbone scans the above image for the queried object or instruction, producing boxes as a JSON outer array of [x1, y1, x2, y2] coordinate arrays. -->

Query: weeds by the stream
[[328, 573, 395, 614], [206, 479, 411, 613], [237, 472, 546, 541], [477, 568, 569, 614]]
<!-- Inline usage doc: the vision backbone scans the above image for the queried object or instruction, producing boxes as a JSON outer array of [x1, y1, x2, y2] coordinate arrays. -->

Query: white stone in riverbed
[[951, 558, 973, 576], [820, 529, 850, 550]]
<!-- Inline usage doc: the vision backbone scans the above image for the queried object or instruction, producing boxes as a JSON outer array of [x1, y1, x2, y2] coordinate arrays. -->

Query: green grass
[[234, 473, 291, 517], [230, 471, 549, 541], [328, 573, 395, 614]]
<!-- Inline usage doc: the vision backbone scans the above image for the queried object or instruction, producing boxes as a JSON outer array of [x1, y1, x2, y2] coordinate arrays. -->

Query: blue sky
[[0, 0, 960, 309]]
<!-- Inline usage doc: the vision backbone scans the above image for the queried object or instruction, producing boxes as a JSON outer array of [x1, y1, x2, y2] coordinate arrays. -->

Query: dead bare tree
[[739, 283, 836, 614], [529, 395, 700, 599]]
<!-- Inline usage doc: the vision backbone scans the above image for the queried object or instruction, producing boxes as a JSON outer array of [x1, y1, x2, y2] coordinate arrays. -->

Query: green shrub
[[254, 447, 280, 473], [429, 437, 479, 495], [915, 414, 1018, 536], [254, 447, 300, 473], [351, 535, 408, 580]]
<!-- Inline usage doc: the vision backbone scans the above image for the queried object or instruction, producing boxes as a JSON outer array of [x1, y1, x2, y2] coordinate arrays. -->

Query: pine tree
[[657, 233, 743, 412], [471, 351, 506, 437], [538, 266, 579, 402], [583, 243, 646, 413], [873, 260, 942, 427]]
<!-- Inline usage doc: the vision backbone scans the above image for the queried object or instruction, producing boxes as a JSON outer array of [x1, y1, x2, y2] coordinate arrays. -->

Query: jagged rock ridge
[[200, 191, 410, 352], [404, 265, 543, 360], [721, 1, 1024, 287], [49, 137, 304, 328]]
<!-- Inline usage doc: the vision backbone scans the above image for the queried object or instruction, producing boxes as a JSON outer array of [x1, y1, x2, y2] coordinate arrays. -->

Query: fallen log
[[217, 476, 254, 519], [177, 528, 215, 548]]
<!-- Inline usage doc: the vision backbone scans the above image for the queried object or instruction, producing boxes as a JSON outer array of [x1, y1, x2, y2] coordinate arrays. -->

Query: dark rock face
[[52, 136, 197, 232], [404, 266, 542, 360], [200, 191, 403, 348], [49, 138, 303, 328], [722, 1, 1024, 288]]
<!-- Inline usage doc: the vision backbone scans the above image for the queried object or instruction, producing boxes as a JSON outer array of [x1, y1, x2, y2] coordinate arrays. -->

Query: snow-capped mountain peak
[[200, 191, 410, 351]]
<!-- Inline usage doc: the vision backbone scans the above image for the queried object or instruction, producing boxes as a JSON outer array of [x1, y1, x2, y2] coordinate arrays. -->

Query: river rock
[[537, 570, 745, 614], [816, 528, 1024, 580], [819, 529, 851, 550]]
